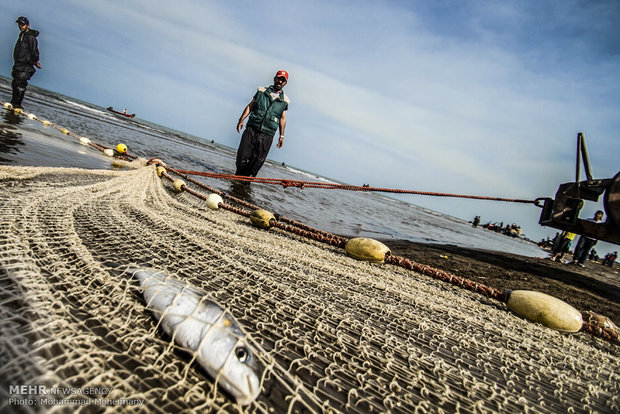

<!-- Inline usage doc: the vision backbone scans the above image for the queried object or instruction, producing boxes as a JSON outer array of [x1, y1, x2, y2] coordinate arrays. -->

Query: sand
[[382, 239, 620, 326]]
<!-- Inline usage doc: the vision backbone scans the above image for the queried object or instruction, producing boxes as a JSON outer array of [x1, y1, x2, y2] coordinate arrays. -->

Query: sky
[[1, 0, 619, 248]]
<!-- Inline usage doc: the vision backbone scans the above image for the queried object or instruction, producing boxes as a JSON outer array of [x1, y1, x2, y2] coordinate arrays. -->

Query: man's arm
[[236, 99, 255, 132], [276, 110, 286, 148], [29, 36, 41, 68]]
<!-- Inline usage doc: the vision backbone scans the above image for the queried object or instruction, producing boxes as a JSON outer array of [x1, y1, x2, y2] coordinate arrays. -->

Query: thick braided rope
[[385, 254, 508, 302]]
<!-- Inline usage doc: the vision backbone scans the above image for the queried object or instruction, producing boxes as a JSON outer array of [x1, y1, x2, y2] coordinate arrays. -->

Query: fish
[[130, 268, 261, 405]]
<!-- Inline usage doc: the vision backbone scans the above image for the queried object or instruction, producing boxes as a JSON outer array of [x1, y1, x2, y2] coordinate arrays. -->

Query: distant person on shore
[[571, 210, 604, 267], [9, 16, 41, 110], [550, 230, 576, 262], [602, 252, 617, 267], [472, 216, 480, 227], [235, 70, 290, 177], [588, 249, 597, 261]]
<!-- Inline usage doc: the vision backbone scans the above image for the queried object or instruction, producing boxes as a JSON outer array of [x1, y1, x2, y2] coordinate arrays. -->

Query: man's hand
[[35, 61, 41, 69], [236, 120, 244, 133], [276, 135, 284, 148]]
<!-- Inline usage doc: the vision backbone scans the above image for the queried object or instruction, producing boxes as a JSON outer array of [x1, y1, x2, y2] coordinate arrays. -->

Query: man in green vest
[[235, 70, 290, 176]]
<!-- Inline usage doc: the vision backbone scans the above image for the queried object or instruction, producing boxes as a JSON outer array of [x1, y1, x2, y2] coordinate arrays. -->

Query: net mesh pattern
[[0, 163, 618, 413]]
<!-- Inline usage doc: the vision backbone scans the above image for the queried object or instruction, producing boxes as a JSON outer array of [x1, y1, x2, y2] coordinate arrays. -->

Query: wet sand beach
[[383, 239, 620, 325]]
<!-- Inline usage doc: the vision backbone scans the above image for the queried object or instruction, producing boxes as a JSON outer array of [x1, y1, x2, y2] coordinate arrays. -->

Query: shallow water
[[0, 76, 545, 257]]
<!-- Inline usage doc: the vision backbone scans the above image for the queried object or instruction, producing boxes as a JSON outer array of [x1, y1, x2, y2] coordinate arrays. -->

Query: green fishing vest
[[247, 86, 290, 135]]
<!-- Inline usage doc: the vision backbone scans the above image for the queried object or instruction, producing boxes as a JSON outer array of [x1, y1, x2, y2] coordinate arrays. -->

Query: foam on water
[[61, 98, 108, 116]]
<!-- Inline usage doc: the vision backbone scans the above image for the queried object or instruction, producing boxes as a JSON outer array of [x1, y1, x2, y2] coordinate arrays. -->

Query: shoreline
[[379, 239, 620, 325]]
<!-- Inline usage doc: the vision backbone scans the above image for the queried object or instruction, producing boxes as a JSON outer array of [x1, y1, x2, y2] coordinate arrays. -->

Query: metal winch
[[538, 133, 620, 244]]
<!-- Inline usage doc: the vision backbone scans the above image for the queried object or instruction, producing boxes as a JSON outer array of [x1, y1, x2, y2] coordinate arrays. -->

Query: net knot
[[280, 180, 304, 189]]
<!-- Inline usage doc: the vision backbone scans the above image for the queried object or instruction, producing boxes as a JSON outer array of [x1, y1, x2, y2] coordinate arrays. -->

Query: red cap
[[275, 70, 289, 80]]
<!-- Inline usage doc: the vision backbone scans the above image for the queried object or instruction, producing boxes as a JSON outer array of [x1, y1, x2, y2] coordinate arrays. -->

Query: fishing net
[[0, 162, 618, 413]]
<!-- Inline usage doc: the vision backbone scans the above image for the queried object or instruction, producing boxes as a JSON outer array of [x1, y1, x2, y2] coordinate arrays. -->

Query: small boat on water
[[107, 106, 135, 118]]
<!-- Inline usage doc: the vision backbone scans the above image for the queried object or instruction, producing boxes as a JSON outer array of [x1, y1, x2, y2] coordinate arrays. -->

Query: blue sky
[[2, 0, 619, 245]]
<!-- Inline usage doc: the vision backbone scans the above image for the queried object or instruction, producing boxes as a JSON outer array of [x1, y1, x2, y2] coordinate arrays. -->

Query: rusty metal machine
[[538, 133, 620, 244]]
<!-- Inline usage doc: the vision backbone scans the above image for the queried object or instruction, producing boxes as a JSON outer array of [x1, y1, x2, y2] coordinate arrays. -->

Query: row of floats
[[153, 160, 618, 340]]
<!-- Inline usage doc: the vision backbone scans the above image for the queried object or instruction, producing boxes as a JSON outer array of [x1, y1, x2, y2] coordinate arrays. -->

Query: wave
[[61, 99, 107, 116], [280, 165, 336, 183]]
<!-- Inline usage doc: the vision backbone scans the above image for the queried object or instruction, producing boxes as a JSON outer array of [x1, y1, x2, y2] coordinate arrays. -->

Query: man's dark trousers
[[11, 65, 35, 108], [235, 126, 274, 177]]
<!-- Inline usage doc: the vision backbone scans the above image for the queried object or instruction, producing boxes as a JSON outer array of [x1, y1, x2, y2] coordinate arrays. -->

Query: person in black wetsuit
[[10, 16, 41, 109]]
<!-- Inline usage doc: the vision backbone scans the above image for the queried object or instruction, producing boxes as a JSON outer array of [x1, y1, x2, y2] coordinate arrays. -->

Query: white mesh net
[[0, 163, 618, 413]]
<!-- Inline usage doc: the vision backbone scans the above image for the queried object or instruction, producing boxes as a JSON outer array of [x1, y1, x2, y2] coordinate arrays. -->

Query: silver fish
[[130, 268, 261, 405]]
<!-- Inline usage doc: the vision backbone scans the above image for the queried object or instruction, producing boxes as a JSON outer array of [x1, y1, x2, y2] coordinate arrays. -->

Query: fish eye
[[235, 346, 250, 363]]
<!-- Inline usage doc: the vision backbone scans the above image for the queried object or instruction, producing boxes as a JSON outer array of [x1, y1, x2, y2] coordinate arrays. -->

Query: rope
[[581, 321, 619, 343], [173, 169, 540, 205], [159, 166, 349, 247], [385, 255, 508, 302], [166, 166, 349, 242]]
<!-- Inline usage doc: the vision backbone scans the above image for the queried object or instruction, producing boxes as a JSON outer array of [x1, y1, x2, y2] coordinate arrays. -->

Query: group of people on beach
[[8, 16, 289, 179], [472, 216, 522, 238]]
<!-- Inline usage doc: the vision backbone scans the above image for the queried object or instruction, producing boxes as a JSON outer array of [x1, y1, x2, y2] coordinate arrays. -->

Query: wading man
[[235, 70, 290, 177], [10, 16, 41, 110]]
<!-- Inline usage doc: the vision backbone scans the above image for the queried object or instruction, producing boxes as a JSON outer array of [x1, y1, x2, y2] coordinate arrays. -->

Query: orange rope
[[173, 169, 539, 204]]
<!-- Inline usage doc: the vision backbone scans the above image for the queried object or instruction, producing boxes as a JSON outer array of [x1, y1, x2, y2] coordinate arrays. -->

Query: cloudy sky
[[2, 0, 619, 244]]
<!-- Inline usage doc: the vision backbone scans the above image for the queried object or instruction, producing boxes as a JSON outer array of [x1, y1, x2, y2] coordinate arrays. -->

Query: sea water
[[0, 76, 545, 257]]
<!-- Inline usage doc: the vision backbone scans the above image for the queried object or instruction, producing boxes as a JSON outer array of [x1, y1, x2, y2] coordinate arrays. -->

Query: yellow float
[[116, 143, 128, 154], [172, 179, 186, 192], [345, 238, 391, 263], [250, 209, 276, 229], [506, 290, 583, 332]]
